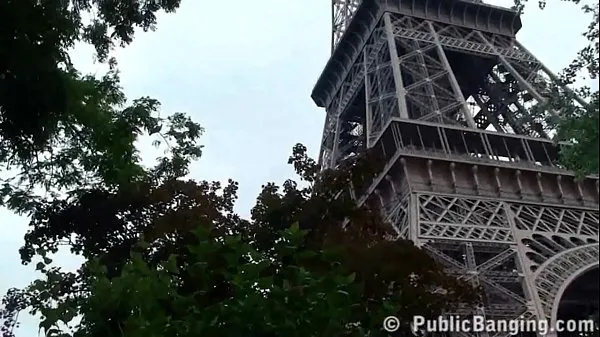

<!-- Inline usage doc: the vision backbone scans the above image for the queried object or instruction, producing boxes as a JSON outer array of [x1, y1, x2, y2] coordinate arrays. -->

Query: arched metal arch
[[532, 243, 600, 323]]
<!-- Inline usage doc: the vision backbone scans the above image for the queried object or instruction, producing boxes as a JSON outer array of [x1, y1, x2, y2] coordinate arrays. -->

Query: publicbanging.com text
[[382, 315, 597, 335]]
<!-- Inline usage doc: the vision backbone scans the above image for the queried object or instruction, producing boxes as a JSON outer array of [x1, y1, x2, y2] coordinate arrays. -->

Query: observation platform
[[312, 0, 522, 108]]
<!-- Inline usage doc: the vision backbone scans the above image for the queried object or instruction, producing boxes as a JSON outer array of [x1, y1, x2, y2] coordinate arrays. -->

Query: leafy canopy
[[2, 6, 480, 330], [513, 0, 599, 175], [3, 144, 479, 337], [0, 0, 189, 209], [3, 0, 598, 336]]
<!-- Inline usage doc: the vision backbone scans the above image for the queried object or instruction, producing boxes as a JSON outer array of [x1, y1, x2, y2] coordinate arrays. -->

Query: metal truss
[[370, 191, 599, 336], [509, 205, 598, 237], [418, 195, 514, 243], [319, 11, 588, 168], [533, 243, 599, 322], [319, 2, 599, 336], [331, 0, 361, 53]]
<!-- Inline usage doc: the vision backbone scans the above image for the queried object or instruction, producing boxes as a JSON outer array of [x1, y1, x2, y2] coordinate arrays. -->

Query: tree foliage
[[2, 144, 479, 337], [0, 0, 186, 205], [2, 3, 480, 329], [1, 0, 199, 335], [6, 0, 598, 336], [514, 0, 599, 175], [1, 2, 481, 332]]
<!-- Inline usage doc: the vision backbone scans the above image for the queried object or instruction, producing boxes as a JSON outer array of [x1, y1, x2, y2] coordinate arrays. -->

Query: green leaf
[[164, 254, 179, 274]]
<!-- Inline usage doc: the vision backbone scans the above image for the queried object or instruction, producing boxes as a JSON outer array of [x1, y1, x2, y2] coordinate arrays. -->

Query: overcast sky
[[0, 0, 595, 335]]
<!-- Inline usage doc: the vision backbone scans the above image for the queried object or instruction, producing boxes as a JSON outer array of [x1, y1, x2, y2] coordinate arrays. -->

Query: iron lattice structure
[[331, 0, 360, 53], [318, 0, 599, 336]]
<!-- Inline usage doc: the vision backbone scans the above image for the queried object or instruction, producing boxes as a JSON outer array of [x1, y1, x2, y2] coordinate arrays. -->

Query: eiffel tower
[[314, 0, 599, 336]]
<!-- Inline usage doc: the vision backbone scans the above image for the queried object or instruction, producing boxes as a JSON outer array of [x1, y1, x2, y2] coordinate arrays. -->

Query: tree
[[1, 1, 201, 336], [0, 104, 205, 337], [0, 0, 188, 207], [513, 0, 599, 175], [3, 144, 478, 337]]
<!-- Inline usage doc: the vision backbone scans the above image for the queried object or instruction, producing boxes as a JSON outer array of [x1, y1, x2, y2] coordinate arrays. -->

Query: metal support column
[[503, 204, 547, 324], [514, 40, 590, 108], [477, 31, 558, 117], [428, 21, 477, 128], [363, 51, 374, 148], [384, 13, 410, 119]]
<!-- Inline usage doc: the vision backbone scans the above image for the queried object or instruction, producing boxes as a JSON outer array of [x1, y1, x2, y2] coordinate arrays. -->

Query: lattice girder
[[319, 7, 589, 168], [368, 182, 599, 334], [332, 0, 361, 53], [356, 146, 598, 333], [390, 191, 598, 333], [417, 195, 514, 243], [511, 204, 598, 237], [533, 243, 599, 322], [318, 1, 600, 335], [376, 11, 568, 142], [422, 241, 529, 324]]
